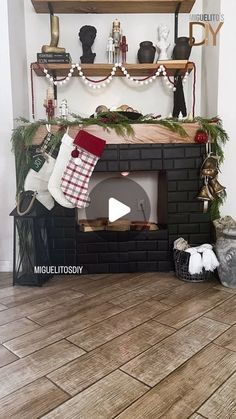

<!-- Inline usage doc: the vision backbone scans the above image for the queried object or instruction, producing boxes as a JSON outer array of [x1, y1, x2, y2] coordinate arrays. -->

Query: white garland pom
[[41, 62, 186, 92]]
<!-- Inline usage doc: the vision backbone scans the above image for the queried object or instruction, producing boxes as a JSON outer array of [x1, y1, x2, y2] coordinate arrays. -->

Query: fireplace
[[47, 143, 211, 274], [77, 171, 159, 224]]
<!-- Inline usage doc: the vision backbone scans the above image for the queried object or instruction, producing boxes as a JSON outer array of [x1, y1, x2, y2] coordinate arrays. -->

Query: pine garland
[[11, 114, 228, 219]]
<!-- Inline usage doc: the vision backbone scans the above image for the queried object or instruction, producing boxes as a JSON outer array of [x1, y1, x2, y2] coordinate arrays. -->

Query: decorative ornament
[[172, 36, 195, 60], [173, 76, 187, 118], [194, 130, 208, 144], [156, 25, 170, 60], [112, 18, 122, 63], [137, 41, 156, 64], [107, 37, 115, 64], [120, 36, 128, 63], [59, 99, 69, 119], [79, 25, 97, 64], [201, 155, 219, 178], [197, 153, 226, 213], [42, 15, 65, 54], [43, 87, 56, 120], [41, 62, 182, 93], [95, 105, 109, 115], [71, 147, 80, 158]]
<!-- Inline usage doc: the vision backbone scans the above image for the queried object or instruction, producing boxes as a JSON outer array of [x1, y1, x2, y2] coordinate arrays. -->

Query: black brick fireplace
[[47, 143, 211, 274]]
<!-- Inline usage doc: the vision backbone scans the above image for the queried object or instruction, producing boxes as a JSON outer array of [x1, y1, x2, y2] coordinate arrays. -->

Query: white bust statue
[[157, 25, 170, 60]]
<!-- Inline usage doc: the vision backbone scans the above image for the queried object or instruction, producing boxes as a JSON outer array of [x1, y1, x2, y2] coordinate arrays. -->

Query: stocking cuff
[[74, 130, 106, 157]]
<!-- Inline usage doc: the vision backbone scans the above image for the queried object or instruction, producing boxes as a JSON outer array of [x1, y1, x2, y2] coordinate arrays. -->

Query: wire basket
[[173, 249, 213, 282]]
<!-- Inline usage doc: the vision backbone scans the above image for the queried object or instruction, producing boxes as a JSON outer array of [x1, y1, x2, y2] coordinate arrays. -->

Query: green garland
[[11, 114, 228, 219]]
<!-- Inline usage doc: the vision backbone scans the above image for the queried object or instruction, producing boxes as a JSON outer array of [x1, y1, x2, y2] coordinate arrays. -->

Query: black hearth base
[[47, 143, 212, 275], [77, 229, 171, 274]]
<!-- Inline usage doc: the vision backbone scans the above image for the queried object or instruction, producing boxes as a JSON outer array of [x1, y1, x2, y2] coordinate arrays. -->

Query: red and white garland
[[41, 62, 190, 92]]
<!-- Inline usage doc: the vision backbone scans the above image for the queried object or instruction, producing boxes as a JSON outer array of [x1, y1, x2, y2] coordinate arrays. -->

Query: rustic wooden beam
[[32, 122, 202, 145]]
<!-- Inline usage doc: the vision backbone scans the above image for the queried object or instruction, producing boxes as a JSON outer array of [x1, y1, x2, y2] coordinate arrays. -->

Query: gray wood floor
[[0, 271, 235, 418]]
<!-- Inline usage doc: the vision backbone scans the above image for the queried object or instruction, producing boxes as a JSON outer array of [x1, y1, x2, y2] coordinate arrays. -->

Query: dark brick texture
[[47, 144, 210, 274]]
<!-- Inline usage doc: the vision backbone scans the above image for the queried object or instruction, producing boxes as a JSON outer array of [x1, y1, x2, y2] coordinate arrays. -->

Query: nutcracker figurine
[[112, 18, 121, 63], [59, 99, 69, 119], [44, 87, 56, 120], [43, 87, 57, 120], [120, 35, 128, 63], [107, 36, 115, 64]]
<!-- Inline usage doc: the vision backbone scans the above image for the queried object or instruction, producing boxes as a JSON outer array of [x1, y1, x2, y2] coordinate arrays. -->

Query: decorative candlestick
[[120, 36, 128, 63], [44, 87, 56, 120]]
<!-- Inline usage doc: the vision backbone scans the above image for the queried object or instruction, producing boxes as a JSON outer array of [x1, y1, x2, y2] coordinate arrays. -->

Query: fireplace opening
[[76, 171, 168, 232]]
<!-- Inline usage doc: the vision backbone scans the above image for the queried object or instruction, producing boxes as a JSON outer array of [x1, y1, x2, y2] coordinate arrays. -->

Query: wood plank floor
[[0, 272, 236, 418]]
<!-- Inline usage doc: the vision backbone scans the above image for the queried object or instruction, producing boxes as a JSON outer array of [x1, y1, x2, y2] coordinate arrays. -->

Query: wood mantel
[[32, 123, 202, 145], [32, 0, 196, 14]]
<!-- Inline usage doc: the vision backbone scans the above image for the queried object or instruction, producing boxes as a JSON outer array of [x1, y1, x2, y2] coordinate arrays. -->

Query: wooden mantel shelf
[[33, 61, 193, 78], [33, 122, 202, 145], [32, 0, 196, 14]]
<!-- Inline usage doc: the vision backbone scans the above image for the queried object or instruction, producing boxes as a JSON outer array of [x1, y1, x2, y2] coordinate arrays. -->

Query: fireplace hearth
[[47, 144, 211, 274]]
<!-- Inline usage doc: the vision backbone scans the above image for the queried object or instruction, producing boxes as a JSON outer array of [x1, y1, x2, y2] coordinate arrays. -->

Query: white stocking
[[24, 154, 55, 210], [48, 133, 75, 208]]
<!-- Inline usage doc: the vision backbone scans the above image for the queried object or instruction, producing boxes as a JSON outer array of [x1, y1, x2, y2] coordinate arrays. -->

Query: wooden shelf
[[31, 0, 196, 14], [33, 122, 203, 145], [32, 61, 193, 78]]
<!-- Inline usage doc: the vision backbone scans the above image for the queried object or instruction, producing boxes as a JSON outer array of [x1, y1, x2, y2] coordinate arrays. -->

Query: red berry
[[194, 130, 208, 144], [71, 148, 80, 158]]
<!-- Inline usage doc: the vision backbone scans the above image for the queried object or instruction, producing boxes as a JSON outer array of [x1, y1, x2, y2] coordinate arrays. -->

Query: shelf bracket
[[174, 2, 181, 43], [52, 71, 57, 102], [47, 2, 54, 15]]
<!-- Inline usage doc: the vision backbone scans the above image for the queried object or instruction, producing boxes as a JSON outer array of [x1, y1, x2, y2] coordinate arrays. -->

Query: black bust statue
[[79, 25, 97, 64]]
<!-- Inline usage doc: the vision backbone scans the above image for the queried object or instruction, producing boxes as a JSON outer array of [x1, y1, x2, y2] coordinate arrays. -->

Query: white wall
[[8, 0, 29, 121], [218, 0, 236, 217], [0, 0, 29, 272], [0, 0, 15, 271], [24, 0, 202, 119], [201, 0, 220, 117]]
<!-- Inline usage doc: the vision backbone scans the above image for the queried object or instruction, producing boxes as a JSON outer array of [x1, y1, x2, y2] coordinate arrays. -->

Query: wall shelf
[[32, 61, 193, 77], [32, 122, 204, 145], [31, 0, 196, 14]]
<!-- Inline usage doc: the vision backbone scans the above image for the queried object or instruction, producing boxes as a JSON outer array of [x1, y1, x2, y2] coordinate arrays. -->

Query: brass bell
[[196, 185, 215, 201], [201, 156, 219, 178], [209, 178, 226, 195]]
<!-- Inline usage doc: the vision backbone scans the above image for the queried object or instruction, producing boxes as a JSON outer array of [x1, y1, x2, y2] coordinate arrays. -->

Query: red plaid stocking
[[61, 130, 106, 208]]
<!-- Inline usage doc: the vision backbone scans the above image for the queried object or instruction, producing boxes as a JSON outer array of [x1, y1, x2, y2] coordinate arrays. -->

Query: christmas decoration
[[11, 116, 228, 219], [59, 99, 69, 119], [61, 130, 106, 208], [120, 36, 128, 63], [197, 151, 226, 214], [112, 19, 121, 63], [24, 153, 55, 210], [48, 133, 75, 208], [41, 62, 181, 91], [194, 129, 208, 144], [107, 37, 115, 64], [44, 87, 56, 120]]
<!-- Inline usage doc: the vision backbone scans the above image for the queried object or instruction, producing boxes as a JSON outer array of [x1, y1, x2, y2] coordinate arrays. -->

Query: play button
[[81, 174, 151, 238], [108, 198, 131, 222]]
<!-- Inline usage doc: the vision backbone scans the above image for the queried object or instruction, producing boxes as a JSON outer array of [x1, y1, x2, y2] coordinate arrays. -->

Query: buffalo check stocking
[[61, 130, 106, 208]]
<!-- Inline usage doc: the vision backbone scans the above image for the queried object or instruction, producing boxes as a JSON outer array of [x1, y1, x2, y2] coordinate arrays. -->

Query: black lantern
[[10, 199, 53, 286]]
